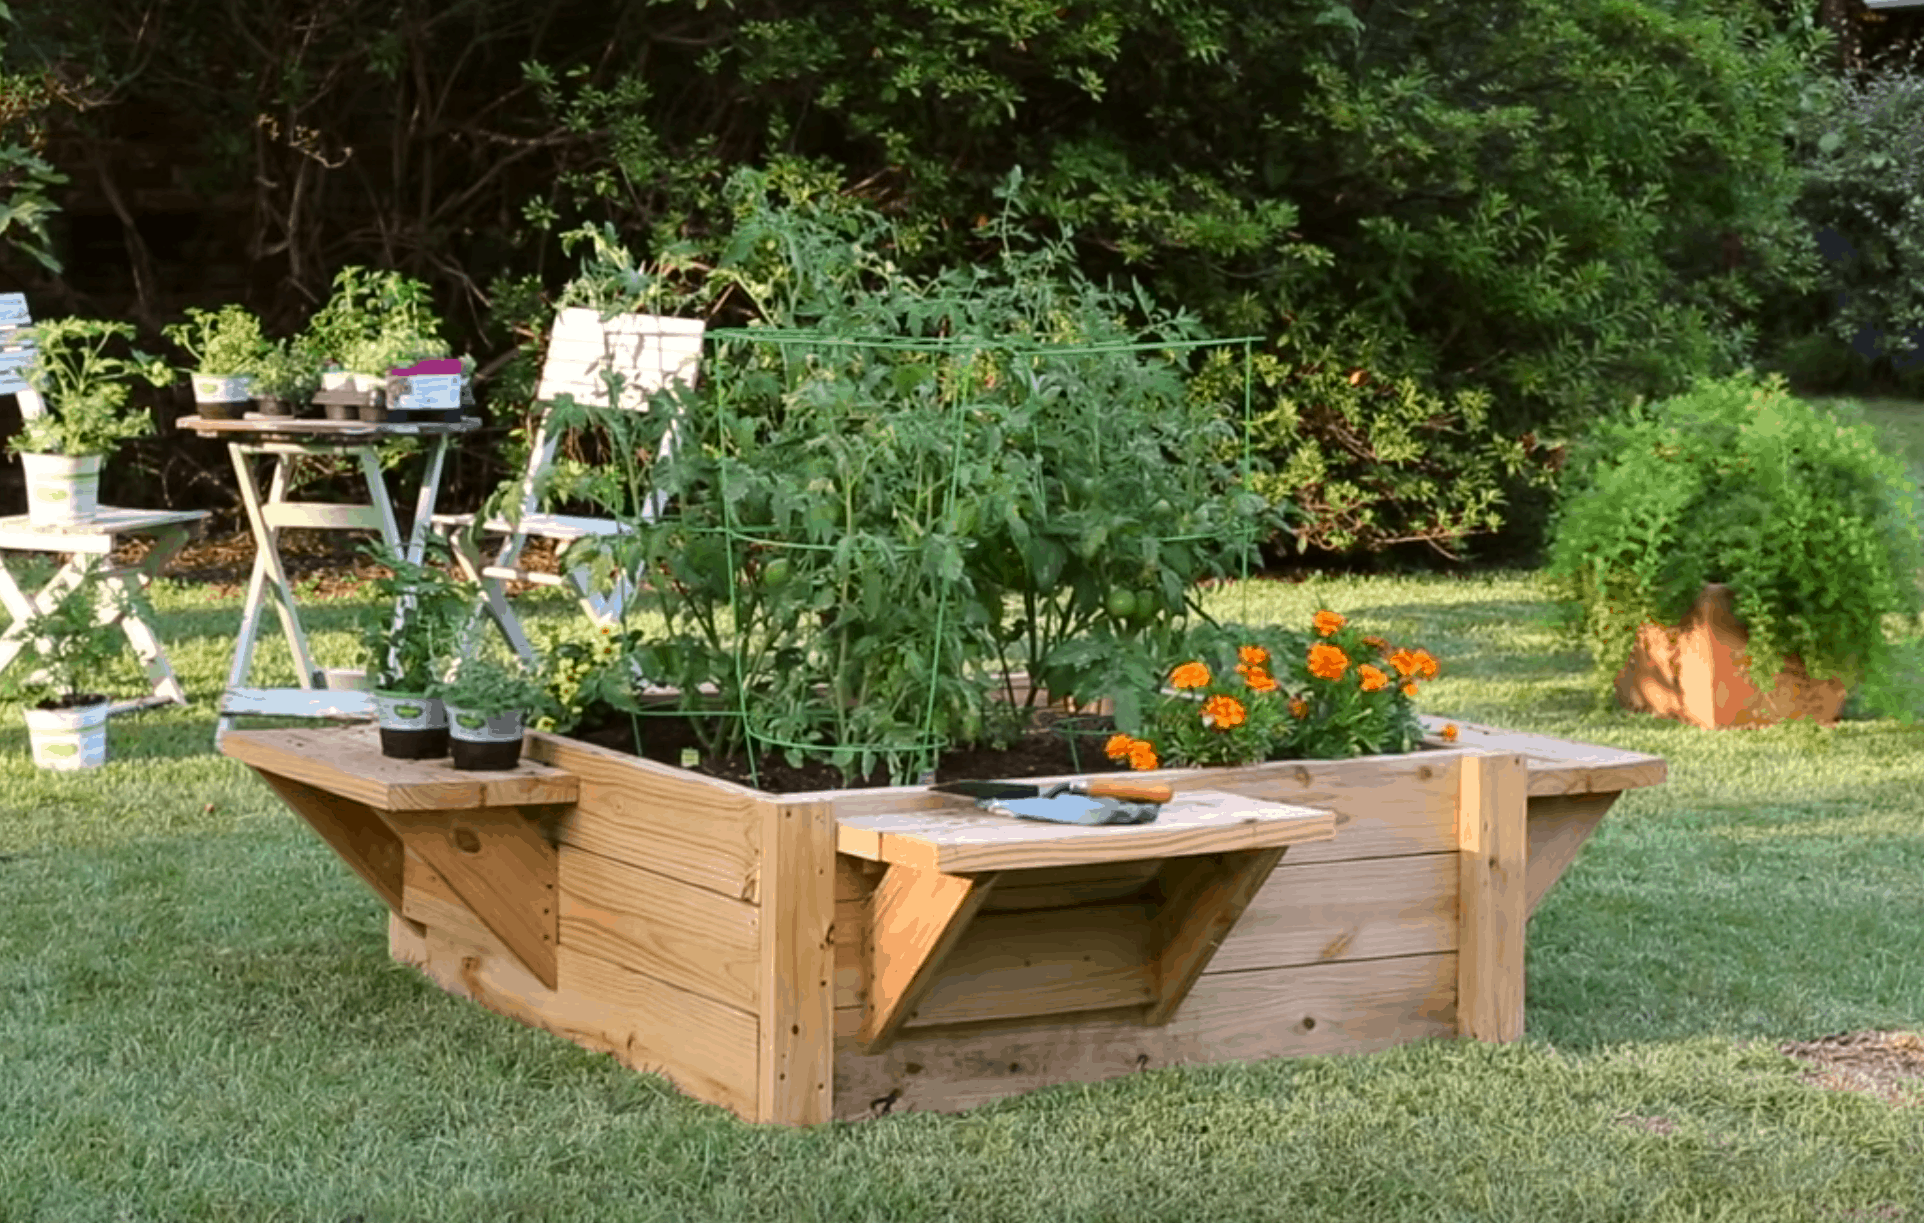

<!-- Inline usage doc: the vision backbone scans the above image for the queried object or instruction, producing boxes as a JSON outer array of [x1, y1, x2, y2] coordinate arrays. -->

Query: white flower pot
[[320, 370, 357, 392], [24, 700, 110, 770], [191, 373, 255, 403], [20, 452, 101, 526]]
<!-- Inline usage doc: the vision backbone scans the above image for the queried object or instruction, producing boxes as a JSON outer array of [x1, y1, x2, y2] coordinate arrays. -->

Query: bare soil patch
[[1780, 1030, 1924, 1106]]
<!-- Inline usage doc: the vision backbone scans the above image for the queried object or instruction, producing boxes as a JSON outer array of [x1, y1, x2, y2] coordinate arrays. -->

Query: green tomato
[[762, 556, 793, 589], [1105, 588, 1137, 619]]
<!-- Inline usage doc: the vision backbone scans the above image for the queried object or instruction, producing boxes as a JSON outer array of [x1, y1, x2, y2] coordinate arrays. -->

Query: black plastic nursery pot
[[373, 691, 450, 760], [446, 707, 526, 771], [449, 736, 523, 770], [255, 395, 293, 417]]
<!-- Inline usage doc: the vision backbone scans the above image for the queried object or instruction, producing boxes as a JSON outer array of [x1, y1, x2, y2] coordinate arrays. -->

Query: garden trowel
[[929, 778, 1172, 825]]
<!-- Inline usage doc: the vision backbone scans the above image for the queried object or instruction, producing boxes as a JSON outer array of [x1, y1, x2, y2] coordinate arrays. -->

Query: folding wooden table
[[178, 414, 480, 742], [0, 508, 209, 715]]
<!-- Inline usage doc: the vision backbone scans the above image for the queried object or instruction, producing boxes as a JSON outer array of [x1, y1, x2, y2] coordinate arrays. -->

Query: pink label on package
[[390, 358, 463, 376]]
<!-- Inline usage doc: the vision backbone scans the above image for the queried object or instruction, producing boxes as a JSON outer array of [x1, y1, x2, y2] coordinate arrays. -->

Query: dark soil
[[566, 706, 1132, 793]]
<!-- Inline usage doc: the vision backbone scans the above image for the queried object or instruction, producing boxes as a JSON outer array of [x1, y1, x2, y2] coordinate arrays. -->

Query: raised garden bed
[[220, 716, 1665, 1125]]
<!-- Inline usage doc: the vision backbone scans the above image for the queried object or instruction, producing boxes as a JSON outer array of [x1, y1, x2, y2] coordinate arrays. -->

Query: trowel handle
[[1085, 780, 1174, 803]]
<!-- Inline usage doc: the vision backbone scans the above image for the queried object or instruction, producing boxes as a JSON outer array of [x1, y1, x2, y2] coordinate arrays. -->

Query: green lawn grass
[[1, 565, 1921, 1220]]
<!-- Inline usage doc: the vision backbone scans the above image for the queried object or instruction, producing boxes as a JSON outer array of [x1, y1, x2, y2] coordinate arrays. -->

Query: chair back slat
[[517, 308, 705, 525], [534, 308, 704, 409], [0, 292, 46, 418]]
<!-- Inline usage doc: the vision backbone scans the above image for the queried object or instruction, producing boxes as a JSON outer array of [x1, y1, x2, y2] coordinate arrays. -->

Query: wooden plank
[[757, 799, 836, 1126], [1418, 716, 1667, 797], [903, 903, 1155, 1028], [527, 732, 763, 903], [402, 845, 492, 945], [860, 865, 1000, 1051], [260, 501, 387, 532], [393, 805, 559, 990], [556, 844, 760, 1014], [1456, 751, 1529, 1043], [1161, 752, 1463, 867], [397, 916, 761, 1122], [0, 509, 208, 553], [836, 790, 1335, 874], [1525, 792, 1618, 917], [832, 953, 1457, 1120], [220, 688, 375, 721], [222, 725, 577, 812], [1144, 847, 1290, 1025], [252, 771, 404, 914], [1213, 852, 1459, 973]]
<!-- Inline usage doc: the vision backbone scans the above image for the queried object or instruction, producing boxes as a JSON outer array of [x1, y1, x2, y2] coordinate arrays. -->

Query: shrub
[[1217, 311, 1557, 560], [1544, 373, 1924, 713], [1789, 70, 1924, 380]]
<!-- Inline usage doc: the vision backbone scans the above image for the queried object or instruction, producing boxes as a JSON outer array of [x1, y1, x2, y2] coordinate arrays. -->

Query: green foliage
[[1787, 70, 1924, 379], [0, 559, 140, 705], [162, 304, 271, 376], [1115, 611, 1431, 767], [1544, 373, 1924, 713], [537, 174, 1280, 782], [298, 267, 448, 373], [1227, 312, 1557, 558], [354, 540, 472, 693], [7, 318, 171, 457], [430, 654, 548, 719], [0, 4, 63, 273], [250, 338, 324, 401], [531, 626, 644, 735]]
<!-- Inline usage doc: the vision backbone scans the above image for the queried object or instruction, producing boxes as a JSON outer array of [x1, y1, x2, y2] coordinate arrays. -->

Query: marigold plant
[[1124, 609, 1436, 765]]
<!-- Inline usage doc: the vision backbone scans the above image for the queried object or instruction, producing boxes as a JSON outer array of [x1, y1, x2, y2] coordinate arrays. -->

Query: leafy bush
[[1544, 373, 1924, 712], [1787, 70, 1924, 381], [1221, 312, 1556, 560]]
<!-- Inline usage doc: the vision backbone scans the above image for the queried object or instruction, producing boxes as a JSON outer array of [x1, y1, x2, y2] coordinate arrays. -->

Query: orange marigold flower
[[1440, 723, 1459, 742], [1358, 664, 1390, 692], [1202, 695, 1247, 729], [1104, 733, 1136, 762], [1388, 648, 1420, 677], [1312, 610, 1347, 637], [1362, 635, 1390, 651], [1288, 697, 1309, 719], [1128, 741, 1159, 771], [1413, 649, 1439, 679], [1170, 661, 1211, 690], [1307, 643, 1349, 681], [1402, 681, 1419, 698], [1241, 666, 1279, 693], [1348, 368, 1366, 386], [1238, 645, 1270, 668]]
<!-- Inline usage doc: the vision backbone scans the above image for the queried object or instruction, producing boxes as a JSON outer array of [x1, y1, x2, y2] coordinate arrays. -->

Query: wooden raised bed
[[220, 717, 1665, 1125]]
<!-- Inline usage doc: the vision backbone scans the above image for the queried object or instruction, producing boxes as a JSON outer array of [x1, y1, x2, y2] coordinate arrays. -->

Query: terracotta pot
[[1614, 583, 1849, 728]]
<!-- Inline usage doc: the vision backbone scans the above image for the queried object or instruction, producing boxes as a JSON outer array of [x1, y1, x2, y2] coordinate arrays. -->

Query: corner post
[[758, 798, 836, 1125], [1456, 750, 1529, 1042]]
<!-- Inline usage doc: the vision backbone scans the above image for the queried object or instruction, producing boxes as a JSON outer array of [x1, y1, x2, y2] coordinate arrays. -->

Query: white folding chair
[[0, 293, 209, 714], [431, 308, 704, 663]]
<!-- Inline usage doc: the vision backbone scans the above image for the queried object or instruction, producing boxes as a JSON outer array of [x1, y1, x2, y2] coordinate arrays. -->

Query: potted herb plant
[[163, 305, 270, 420], [250, 339, 323, 418], [8, 318, 173, 526], [0, 560, 137, 770], [1545, 372, 1924, 727], [296, 267, 448, 420], [357, 541, 472, 759], [429, 653, 549, 770]]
